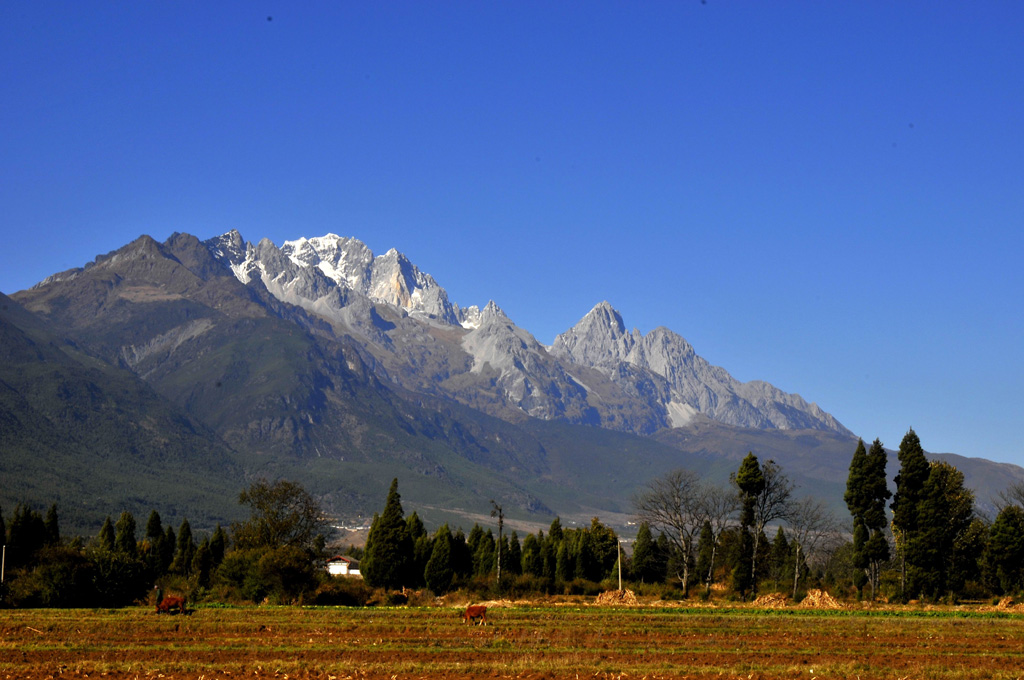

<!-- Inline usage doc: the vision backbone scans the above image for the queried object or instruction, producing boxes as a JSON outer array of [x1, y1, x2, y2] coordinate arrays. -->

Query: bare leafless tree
[[696, 483, 739, 596], [747, 459, 795, 594], [632, 468, 706, 595], [785, 496, 843, 599], [997, 479, 1024, 511]]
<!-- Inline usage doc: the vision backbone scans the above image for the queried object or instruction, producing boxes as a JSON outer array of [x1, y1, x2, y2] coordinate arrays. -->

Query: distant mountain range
[[3, 230, 1020, 534]]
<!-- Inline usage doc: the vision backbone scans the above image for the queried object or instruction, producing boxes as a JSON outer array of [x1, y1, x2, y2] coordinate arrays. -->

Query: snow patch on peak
[[666, 400, 699, 427]]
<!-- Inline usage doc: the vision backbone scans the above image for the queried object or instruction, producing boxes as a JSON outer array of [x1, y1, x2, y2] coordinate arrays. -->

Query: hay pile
[[752, 592, 788, 608], [798, 589, 843, 609], [596, 589, 638, 605]]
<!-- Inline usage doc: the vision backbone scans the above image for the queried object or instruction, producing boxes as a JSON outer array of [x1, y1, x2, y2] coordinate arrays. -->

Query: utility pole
[[1, 544, 5, 584], [490, 501, 503, 585], [617, 540, 622, 591]]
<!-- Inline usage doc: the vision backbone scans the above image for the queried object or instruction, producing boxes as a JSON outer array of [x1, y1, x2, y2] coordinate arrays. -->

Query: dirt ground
[[2, 600, 1023, 679]]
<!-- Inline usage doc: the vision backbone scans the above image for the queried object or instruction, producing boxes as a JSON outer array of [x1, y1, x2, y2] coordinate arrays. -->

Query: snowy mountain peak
[[205, 231, 461, 325]]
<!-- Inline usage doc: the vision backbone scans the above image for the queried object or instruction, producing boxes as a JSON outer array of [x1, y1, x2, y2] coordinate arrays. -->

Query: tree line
[[5, 429, 1024, 607], [0, 480, 333, 607]]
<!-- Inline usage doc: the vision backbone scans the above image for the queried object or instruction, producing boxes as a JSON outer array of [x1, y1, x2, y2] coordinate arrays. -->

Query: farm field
[[1, 603, 1023, 680]]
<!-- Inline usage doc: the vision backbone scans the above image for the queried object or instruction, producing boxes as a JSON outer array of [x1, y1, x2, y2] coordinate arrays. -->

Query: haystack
[[798, 589, 843, 609], [752, 592, 788, 608], [596, 589, 638, 605]]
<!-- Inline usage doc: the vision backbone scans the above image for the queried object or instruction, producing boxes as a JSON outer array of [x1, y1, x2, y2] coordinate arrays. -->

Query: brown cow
[[463, 604, 487, 625], [156, 595, 186, 614]]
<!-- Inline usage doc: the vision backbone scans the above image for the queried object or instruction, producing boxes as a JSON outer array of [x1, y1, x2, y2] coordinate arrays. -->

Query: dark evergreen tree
[[145, 510, 164, 543], [555, 540, 573, 584], [574, 530, 596, 581], [988, 505, 1024, 593], [161, 526, 176, 574], [506, 531, 522, 576], [193, 538, 213, 588], [913, 461, 974, 598], [424, 525, 455, 594], [209, 525, 228, 568], [541, 531, 557, 581], [406, 511, 427, 541], [473, 530, 496, 576], [44, 504, 60, 546], [732, 453, 764, 598], [632, 523, 658, 583], [361, 478, 413, 589], [548, 517, 564, 544], [654, 532, 671, 583], [114, 511, 138, 557], [845, 438, 891, 599], [7, 505, 46, 569], [521, 532, 543, 576], [171, 519, 196, 576], [891, 428, 930, 600], [96, 516, 116, 553], [143, 511, 166, 576], [694, 521, 714, 590], [450, 528, 473, 580]]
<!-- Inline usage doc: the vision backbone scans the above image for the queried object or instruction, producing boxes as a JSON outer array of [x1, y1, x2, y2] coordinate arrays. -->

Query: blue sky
[[2, 3, 1022, 469]]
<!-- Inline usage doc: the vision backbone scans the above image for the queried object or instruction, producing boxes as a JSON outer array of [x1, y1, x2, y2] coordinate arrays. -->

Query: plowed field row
[[1, 605, 1022, 679]]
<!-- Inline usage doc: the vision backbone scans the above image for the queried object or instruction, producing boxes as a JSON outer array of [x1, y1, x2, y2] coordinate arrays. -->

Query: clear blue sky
[[2, 3, 1022, 468]]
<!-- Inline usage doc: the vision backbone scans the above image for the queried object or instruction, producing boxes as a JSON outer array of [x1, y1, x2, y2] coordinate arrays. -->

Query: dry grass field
[[2, 601, 1023, 679]]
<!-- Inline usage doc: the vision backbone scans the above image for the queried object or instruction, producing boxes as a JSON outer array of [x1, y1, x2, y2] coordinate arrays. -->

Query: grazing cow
[[463, 604, 487, 625], [156, 595, 186, 614]]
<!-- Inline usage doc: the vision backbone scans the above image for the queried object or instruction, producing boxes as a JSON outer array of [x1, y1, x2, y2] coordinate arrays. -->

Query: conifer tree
[[632, 523, 658, 583], [521, 532, 543, 576], [114, 511, 138, 556], [44, 504, 60, 546], [362, 478, 413, 589], [209, 525, 228, 568], [915, 461, 974, 598], [450, 528, 473, 579], [506, 532, 522, 576], [845, 438, 891, 599], [694, 521, 714, 590], [555, 540, 573, 584], [988, 505, 1024, 593], [424, 525, 455, 594], [171, 519, 196, 576], [891, 428, 930, 600], [732, 453, 764, 598], [96, 516, 116, 553]]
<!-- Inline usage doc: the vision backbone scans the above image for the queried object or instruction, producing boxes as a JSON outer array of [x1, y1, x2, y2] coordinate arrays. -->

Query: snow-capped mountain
[[202, 231, 849, 436]]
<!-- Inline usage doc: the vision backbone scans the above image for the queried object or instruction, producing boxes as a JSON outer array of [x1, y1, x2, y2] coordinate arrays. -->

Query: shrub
[[303, 577, 373, 606]]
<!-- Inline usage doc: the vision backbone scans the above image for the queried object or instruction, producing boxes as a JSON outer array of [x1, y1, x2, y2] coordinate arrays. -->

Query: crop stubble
[[1, 605, 1022, 679]]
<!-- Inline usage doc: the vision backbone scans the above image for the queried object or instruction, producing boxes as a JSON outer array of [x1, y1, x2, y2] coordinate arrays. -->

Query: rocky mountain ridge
[[201, 230, 849, 437]]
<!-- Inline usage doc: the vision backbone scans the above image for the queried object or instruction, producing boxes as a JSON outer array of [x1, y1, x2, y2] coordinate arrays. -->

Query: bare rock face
[[201, 231, 849, 437], [552, 301, 851, 435]]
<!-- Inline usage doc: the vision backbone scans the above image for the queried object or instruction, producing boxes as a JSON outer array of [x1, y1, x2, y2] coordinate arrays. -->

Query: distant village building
[[326, 555, 361, 578]]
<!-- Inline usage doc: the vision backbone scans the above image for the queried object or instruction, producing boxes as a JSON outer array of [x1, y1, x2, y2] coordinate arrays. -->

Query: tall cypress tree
[[424, 524, 455, 594], [845, 438, 891, 599], [732, 453, 764, 598], [362, 478, 413, 589], [915, 462, 974, 598], [44, 504, 60, 546], [891, 428, 930, 600], [96, 516, 116, 553], [632, 523, 657, 583], [114, 511, 138, 557]]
